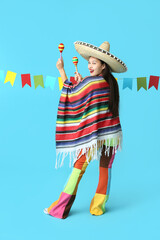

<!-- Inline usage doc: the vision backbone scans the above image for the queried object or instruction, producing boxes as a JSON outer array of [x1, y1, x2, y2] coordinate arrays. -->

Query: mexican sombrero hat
[[74, 41, 128, 73]]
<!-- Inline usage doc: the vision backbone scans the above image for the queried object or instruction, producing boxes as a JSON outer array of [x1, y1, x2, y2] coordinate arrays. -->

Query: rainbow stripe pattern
[[55, 75, 123, 168]]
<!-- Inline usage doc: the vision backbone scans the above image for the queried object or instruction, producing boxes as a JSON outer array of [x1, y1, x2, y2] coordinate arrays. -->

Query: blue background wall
[[0, 0, 160, 239]]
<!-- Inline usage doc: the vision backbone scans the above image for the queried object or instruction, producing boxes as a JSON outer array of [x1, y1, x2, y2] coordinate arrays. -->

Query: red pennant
[[21, 74, 31, 87], [148, 75, 159, 90], [70, 76, 77, 84]]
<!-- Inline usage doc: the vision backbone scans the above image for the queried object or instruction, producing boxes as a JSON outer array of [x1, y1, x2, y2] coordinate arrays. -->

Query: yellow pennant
[[4, 71, 17, 86], [58, 77, 63, 90]]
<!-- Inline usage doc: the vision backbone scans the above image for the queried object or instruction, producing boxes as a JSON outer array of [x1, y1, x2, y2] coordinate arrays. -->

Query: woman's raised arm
[[56, 57, 67, 83]]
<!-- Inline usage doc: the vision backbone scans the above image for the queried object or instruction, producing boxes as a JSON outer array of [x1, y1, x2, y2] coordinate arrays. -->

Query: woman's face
[[88, 56, 105, 76]]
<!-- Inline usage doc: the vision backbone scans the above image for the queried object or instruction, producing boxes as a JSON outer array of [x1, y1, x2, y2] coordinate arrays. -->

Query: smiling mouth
[[90, 70, 94, 73]]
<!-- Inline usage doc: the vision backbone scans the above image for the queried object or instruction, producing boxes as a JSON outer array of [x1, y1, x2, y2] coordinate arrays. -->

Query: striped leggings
[[46, 144, 118, 219]]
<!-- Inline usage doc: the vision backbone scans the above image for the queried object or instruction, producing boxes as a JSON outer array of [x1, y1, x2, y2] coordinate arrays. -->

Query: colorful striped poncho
[[55, 75, 123, 168]]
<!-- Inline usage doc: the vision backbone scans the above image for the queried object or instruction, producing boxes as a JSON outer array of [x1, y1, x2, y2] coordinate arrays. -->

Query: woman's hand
[[56, 57, 67, 83], [74, 72, 82, 83], [56, 57, 64, 71]]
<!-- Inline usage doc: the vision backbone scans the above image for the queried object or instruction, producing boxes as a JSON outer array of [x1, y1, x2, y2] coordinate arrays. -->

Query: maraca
[[58, 43, 64, 59], [72, 56, 78, 73]]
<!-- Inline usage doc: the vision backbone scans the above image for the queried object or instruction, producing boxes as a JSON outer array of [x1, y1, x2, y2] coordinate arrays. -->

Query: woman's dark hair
[[100, 59, 120, 117]]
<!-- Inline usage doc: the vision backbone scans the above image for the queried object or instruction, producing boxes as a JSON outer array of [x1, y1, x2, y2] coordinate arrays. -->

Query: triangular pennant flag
[[21, 74, 31, 88], [33, 75, 44, 89], [137, 77, 147, 91], [45, 76, 56, 90], [148, 75, 159, 90], [58, 77, 63, 90], [0, 70, 5, 83], [123, 78, 133, 90], [4, 71, 17, 86], [70, 76, 77, 84]]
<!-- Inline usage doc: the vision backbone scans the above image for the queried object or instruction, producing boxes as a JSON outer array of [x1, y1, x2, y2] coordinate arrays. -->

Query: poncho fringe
[[55, 131, 123, 169]]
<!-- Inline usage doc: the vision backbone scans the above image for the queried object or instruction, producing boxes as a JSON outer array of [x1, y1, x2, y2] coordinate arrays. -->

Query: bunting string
[[0, 69, 159, 91]]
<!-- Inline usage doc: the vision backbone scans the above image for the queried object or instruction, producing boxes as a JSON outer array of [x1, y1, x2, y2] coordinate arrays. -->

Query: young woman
[[44, 41, 127, 219]]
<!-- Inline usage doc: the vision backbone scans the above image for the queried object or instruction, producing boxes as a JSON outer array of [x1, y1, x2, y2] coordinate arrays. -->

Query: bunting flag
[[4, 71, 17, 86], [0, 70, 5, 82], [137, 77, 147, 91], [58, 77, 63, 90], [70, 76, 77, 84], [33, 75, 44, 89], [148, 75, 159, 90], [21, 74, 31, 88], [123, 78, 133, 90], [45, 76, 56, 90]]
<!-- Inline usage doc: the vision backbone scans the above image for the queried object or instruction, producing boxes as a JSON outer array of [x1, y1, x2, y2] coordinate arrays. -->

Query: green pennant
[[33, 75, 44, 89], [137, 77, 147, 91]]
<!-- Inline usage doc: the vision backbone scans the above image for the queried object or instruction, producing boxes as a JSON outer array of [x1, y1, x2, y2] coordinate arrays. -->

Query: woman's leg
[[46, 148, 91, 219], [90, 145, 118, 216]]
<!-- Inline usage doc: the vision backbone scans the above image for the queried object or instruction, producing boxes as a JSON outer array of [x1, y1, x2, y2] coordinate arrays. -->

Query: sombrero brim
[[74, 41, 128, 73]]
